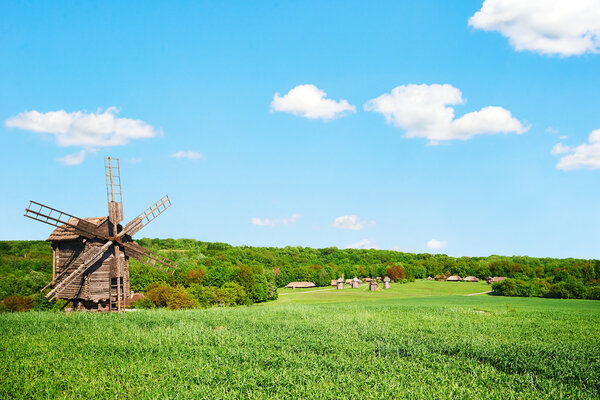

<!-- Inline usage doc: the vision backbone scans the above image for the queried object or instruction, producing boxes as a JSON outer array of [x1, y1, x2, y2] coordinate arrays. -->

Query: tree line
[[1, 239, 599, 310]]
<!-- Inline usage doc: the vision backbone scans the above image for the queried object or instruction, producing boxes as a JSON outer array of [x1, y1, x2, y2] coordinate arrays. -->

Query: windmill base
[[71, 299, 112, 312]]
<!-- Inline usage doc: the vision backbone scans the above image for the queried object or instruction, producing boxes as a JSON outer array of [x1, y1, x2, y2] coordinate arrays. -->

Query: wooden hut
[[446, 275, 462, 282], [486, 276, 507, 284], [284, 281, 316, 289], [336, 277, 344, 290], [351, 277, 360, 288], [369, 280, 380, 291], [463, 276, 479, 282], [47, 217, 125, 311], [383, 276, 391, 289], [330, 279, 337, 287]]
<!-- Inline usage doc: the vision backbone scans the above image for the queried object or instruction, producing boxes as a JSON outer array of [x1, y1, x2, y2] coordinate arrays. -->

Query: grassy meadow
[[1, 281, 599, 399]]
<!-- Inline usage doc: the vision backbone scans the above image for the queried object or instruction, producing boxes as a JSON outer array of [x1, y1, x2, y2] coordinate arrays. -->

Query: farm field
[[1, 282, 599, 399]]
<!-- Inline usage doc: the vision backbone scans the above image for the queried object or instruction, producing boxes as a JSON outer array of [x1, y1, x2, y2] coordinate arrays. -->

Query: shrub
[[386, 264, 405, 282], [146, 283, 173, 307], [186, 268, 206, 285], [165, 286, 198, 310], [1, 296, 34, 312], [129, 297, 156, 309], [188, 284, 217, 308]]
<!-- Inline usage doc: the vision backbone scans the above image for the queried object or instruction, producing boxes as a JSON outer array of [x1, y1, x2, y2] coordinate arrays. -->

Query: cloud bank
[[332, 215, 373, 230], [469, 0, 600, 56], [251, 213, 301, 227], [426, 239, 447, 250], [171, 150, 203, 160], [364, 84, 528, 143], [271, 84, 356, 121], [5, 107, 159, 165], [554, 129, 600, 170], [346, 239, 379, 250]]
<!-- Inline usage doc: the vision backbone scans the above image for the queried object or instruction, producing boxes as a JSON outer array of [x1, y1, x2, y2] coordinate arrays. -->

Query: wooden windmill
[[24, 157, 177, 311]]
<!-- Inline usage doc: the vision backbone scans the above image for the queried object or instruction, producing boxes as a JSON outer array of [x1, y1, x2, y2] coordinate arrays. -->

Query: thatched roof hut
[[369, 280, 380, 291], [351, 277, 360, 289], [486, 276, 507, 284], [383, 276, 391, 289], [285, 281, 316, 289], [426, 276, 433, 280], [463, 276, 479, 282], [446, 275, 462, 282], [330, 279, 337, 287], [336, 277, 344, 290]]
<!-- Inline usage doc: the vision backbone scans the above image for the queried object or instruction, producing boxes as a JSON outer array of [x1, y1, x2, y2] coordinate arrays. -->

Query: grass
[[1, 282, 599, 399]]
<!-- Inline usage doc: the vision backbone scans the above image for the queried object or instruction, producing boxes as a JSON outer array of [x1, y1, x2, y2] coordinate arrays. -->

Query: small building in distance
[[446, 275, 463, 282], [330, 279, 337, 287], [383, 276, 391, 289], [369, 280, 380, 291], [463, 276, 479, 282], [486, 276, 507, 284], [285, 281, 316, 289], [336, 277, 344, 290], [363, 277, 374, 283], [426, 276, 433, 281], [351, 277, 360, 288]]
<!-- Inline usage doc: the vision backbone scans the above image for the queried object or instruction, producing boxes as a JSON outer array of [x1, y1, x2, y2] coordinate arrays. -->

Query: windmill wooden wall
[[48, 217, 129, 310]]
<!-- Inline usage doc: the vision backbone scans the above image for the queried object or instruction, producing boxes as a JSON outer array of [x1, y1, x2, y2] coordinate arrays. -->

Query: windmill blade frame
[[25, 201, 101, 239], [122, 242, 178, 275], [105, 156, 124, 225], [121, 195, 172, 237]]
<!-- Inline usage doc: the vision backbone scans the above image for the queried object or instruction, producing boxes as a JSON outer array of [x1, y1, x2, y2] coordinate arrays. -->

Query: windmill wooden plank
[[25, 156, 177, 311]]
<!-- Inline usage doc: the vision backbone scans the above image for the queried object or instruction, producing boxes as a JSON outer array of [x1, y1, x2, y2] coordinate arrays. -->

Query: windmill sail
[[105, 156, 123, 225]]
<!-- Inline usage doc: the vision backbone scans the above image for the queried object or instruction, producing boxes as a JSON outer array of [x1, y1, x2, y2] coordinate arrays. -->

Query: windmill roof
[[47, 217, 108, 241]]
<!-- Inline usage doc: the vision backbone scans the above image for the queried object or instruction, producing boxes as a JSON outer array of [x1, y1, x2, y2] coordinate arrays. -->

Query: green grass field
[[1, 281, 599, 399]]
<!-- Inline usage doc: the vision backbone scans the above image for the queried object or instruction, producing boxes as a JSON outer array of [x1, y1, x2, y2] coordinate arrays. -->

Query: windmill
[[24, 157, 177, 311]]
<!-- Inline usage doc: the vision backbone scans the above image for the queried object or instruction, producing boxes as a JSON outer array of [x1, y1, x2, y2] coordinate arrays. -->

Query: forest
[[1, 238, 599, 311]]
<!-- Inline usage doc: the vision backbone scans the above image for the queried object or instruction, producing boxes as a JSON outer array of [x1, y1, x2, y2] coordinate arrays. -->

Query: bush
[[1, 296, 34, 312], [386, 264, 405, 282], [186, 268, 206, 285], [146, 283, 173, 307], [129, 297, 156, 309], [165, 286, 198, 310]]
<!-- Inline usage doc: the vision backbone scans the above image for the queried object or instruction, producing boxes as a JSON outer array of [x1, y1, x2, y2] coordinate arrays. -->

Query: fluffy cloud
[[364, 84, 528, 143], [469, 0, 600, 56], [332, 215, 373, 230], [5, 107, 158, 148], [555, 129, 600, 170], [346, 239, 379, 250], [56, 150, 87, 166], [251, 213, 301, 227], [426, 239, 447, 250], [270, 84, 356, 121], [551, 143, 571, 155], [171, 150, 203, 160]]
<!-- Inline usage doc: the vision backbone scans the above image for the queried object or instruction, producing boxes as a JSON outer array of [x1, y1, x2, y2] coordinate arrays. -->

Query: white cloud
[[559, 135, 568, 140], [346, 239, 379, 250], [332, 215, 374, 230], [364, 84, 528, 144], [56, 150, 87, 166], [171, 150, 203, 160], [426, 239, 447, 250], [555, 129, 600, 170], [270, 84, 356, 121], [546, 127, 559, 134], [469, 0, 600, 56], [251, 213, 301, 227], [5, 107, 159, 148], [551, 143, 571, 155]]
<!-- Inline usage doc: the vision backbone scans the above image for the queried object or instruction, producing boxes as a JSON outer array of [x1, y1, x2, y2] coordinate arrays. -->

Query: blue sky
[[1, 0, 599, 259]]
